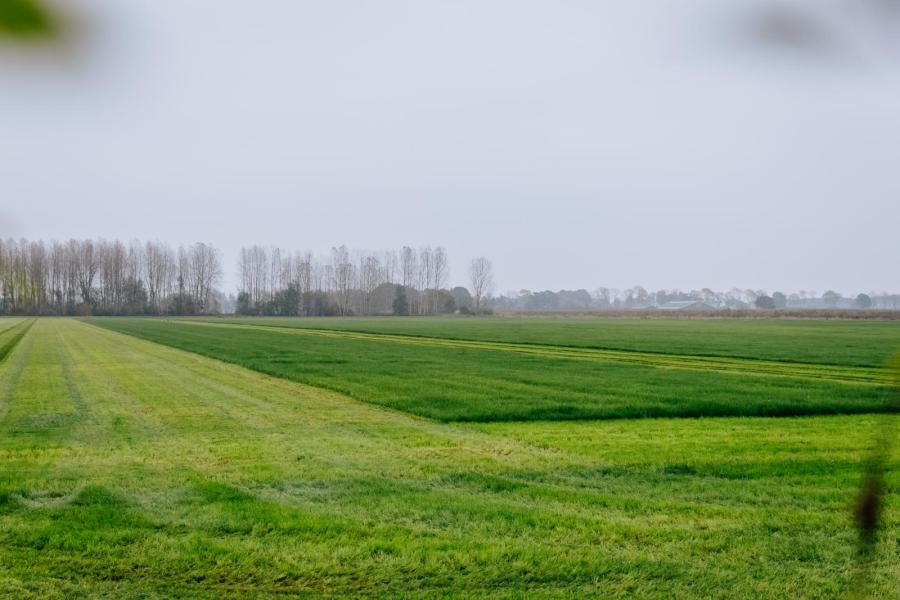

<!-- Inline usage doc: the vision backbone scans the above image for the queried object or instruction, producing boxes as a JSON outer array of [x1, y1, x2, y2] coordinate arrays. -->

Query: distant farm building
[[657, 300, 717, 311]]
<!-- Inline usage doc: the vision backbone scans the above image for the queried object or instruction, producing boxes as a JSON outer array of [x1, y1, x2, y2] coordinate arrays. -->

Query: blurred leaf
[[0, 0, 57, 39]]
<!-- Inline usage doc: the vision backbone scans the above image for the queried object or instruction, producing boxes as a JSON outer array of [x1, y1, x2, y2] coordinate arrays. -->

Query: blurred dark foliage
[[0, 0, 56, 39], [852, 353, 899, 595], [750, 0, 900, 59], [855, 462, 883, 554], [754, 5, 835, 53]]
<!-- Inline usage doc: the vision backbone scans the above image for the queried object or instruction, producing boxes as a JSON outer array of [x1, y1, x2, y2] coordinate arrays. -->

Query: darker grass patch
[[441, 472, 529, 494], [11, 485, 159, 553], [186, 480, 360, 538], [12, 411, 77, 431], [268, 356, 349, 365], [0, 488, 19, 514], [661, 464, 698, 476]]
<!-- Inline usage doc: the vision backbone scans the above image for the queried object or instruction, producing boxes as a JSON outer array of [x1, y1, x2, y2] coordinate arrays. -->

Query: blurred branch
[[0, 0, 58, 40], [851, 352, 899, 596]]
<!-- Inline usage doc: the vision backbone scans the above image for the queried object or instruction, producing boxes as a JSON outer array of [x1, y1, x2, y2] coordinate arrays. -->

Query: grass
[[0, 319, 897, 597], [188, 315, 900, 368], [0, 318, 33, 363], [89, 318, 896, 422]]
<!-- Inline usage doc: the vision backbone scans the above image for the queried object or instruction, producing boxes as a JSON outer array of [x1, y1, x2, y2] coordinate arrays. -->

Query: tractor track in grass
[[0, 318, 35, 364], [0, 317, 25, 336], [179, 319, 891, 387]]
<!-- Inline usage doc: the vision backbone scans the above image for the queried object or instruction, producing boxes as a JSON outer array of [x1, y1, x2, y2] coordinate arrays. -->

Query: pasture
[[192, 315, 900, 367], [92, 318, 896, 422], [0, 317, 897, 597]]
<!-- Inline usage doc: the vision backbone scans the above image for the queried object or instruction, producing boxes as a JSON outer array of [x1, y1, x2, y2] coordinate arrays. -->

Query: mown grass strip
[[182, 320, 890, 386]]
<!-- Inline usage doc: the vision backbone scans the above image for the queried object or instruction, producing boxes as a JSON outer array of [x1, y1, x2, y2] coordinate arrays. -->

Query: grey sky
[[2, 0, 898, 295]]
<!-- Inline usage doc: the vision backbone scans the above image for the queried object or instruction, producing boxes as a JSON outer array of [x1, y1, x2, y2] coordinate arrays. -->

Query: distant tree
[[772, 291, 787, 309], [304, 291, 337, 316], [526, 290, 559, 311], [468, 257, 494, 314], [592, 287, 612, 309], [450, 286, 473, 311], [558, 289, 592, 310], [183, 242, 222, 314], [172, 274, 186, 315], [755, 295, 776, 309], [822, 290, 842, 307], [121, 277, 148, 315], [392, 286, 409, 316], [856, 293, 873, 309], [273, 283, 300, 316], [431, 247, 449, 313], [236, 291, 253, 315], [700, 288, 719, 307], [625, 286, 649, 308], [438, 290, 456, 313]]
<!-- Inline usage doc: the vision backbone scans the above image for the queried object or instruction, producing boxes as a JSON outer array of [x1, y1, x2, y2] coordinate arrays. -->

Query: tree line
[[234, 245, 492, 317], [0, 238, 497, 317], [7, 237, 893, 316], [0, 239, 221, 316], [493, 286, 900, 311]]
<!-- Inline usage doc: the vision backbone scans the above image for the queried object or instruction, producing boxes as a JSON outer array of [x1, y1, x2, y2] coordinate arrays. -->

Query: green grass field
[[0, 318, 898, 597], [91, 317, 896, 422], [189, 316, 900, 367]]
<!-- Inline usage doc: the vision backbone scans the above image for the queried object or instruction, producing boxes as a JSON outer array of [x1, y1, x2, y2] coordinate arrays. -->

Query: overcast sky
[[2, 0, 898, 294]]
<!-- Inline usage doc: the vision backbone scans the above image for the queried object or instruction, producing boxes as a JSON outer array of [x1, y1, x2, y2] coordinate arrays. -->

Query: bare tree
[[188, 242, 222, 313], [432, 246, 449, 314], [0, 238, 222, 316], [468, 256, 493, 314], [238, 245, 269, 308], [359, 253, 383, 315], [400, 246, 416, 289], [145, 240, 173, 313], [331, 245, 355, 316], [383, 249, 398, 284]]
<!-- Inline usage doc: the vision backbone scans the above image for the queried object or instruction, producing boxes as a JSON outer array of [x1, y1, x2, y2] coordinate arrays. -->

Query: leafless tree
[[0, 238, 222, 316], [330, 245, 355, 316], [431, 246, 449, 314], [468, 256, 494, 314]]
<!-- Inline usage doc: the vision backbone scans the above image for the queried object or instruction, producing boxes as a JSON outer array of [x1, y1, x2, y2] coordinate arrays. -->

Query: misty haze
[[0, 1, 898, 598]]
